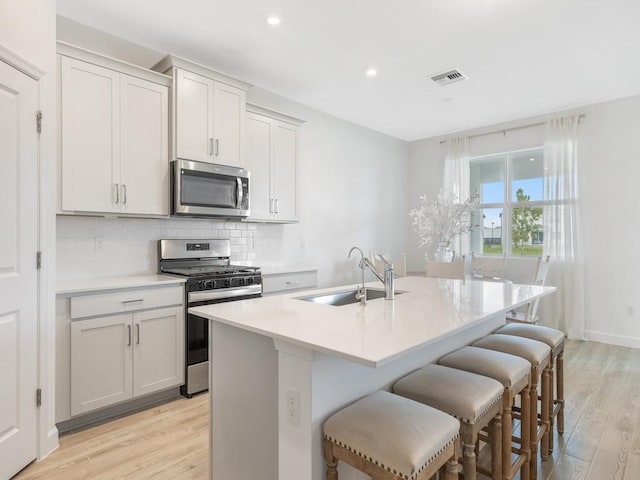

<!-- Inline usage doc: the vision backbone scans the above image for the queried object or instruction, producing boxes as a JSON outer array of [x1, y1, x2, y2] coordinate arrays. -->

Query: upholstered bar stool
[[323, 391, 460, 480], [472, 334, 551, 480], [393, 364, 503, 480], [438, 346, 532, 480], [495, 323, 565, 456]]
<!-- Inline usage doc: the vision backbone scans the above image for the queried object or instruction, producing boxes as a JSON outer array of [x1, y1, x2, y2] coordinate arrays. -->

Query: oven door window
[[186, 313, 208, 365], [181, 170, 237, 209]]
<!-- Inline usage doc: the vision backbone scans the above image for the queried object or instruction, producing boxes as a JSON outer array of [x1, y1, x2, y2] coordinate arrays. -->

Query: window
[[469, 147, 546, 256]]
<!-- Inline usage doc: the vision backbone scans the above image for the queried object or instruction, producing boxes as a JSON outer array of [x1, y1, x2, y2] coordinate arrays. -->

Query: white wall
[[55, 18, 409, 288], [1, 0, 58, 459], [408, 95, 640, 347]]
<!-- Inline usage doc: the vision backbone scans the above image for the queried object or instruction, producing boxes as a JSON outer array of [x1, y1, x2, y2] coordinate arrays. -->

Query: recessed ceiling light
[[365, 68, 378, 78], [529, 157, 536, 162], [267, 16, 281, 26]]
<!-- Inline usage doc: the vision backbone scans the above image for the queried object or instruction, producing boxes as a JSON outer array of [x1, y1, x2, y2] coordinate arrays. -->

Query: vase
[[434, 242, 453, 262]]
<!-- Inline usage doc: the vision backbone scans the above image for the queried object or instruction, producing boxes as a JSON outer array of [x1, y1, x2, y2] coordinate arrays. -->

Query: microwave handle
[[236, 177, 243, 209]]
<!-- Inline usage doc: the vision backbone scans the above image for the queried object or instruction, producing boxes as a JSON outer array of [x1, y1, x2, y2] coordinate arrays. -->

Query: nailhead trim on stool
[[438, 346, 532, 480], [495, 323, 565, 455], [323, 391, 460, 480], [394, 364, 504, 480]]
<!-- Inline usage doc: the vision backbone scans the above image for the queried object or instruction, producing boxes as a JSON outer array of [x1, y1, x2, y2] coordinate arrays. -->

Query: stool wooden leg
[[521, 386, 531, 480], [462, 426, 477, 480], [444, 458, 459, 480], [323, 439, 338, 480], [557, 351, 564, 435], [541, 365, 551, 460], [548, 355, 556, 455], [490, 415, 502, 480], [501, 391, 513, 480], [529, 370, 539, 480]]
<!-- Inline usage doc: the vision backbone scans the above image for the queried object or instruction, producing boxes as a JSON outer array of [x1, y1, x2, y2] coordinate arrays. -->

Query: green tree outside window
[[512, 188, 543, 255]]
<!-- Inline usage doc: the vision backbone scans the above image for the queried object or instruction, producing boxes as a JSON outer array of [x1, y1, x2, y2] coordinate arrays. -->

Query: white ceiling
[[56, 0, 640, 141]]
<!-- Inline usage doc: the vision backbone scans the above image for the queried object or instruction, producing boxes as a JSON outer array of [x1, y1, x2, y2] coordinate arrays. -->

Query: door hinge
[[36, 388, 42, 407], [36, 251, 42, 270], [36, 110, 42, 134]]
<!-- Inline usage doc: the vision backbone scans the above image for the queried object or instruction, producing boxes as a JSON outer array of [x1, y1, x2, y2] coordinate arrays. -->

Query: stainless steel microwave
[[172, 159, 250, 218]]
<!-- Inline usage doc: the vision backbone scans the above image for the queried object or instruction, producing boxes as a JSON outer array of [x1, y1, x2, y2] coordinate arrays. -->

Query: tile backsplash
[[56, 215, 287, 280]]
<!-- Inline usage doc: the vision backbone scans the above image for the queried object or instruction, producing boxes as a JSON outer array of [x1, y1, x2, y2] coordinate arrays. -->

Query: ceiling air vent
[[430, 69, 468, 86]]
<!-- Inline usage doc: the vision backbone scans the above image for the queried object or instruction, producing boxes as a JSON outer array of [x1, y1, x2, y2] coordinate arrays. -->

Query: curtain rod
[[438, 113, 586, 144]]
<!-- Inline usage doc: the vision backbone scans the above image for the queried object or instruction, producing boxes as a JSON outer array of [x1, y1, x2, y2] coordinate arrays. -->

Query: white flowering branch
[[408, 189, 478, 248]]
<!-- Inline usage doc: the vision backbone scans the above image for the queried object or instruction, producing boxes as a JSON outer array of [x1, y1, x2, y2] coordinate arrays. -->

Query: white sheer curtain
[[443, 137, 470, 256], [541, 115, 585, 339]]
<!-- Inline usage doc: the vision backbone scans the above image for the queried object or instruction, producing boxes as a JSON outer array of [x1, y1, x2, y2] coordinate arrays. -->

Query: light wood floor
[[14, 339, 640, 480]]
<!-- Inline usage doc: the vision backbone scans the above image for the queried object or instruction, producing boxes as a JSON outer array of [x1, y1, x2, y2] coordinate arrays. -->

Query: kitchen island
[[190, 275, 555, 480]]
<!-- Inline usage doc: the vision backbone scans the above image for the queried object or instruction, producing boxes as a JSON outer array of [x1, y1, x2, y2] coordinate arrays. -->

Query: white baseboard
[[585, 330, 640, 349]]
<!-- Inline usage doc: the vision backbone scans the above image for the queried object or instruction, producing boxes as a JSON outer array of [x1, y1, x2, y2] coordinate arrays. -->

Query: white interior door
[[0, 60, 39, 479]]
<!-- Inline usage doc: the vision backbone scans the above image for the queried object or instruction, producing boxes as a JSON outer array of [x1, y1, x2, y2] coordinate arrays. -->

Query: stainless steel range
[[158, 238, 262, 397]]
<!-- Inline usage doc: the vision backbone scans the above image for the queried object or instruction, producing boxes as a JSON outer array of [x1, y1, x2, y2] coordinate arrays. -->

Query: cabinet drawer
[[71, 285, 183, 319], [262, 271, 317, 294]]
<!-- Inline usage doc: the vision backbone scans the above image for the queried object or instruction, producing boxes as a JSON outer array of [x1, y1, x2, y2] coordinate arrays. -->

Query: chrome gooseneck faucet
[[348, 246, 394, 305]]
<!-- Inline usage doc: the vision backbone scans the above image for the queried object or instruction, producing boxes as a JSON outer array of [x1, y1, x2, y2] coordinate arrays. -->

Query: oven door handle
[[188, 285, 261, 303]]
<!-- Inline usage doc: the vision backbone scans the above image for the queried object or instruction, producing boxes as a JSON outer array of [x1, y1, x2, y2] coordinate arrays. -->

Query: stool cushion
[[394, 364, 503, 424], [495, 323, 565, 348], [438, 346, 530, 388], [323, 391, 459, 480], [473, 334, 551, 367]]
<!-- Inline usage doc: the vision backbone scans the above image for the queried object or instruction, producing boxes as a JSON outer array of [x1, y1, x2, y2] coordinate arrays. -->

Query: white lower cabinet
[[71, 306, 183, 416], [64, 284, 184, 418], [71, 314, 133, 415]]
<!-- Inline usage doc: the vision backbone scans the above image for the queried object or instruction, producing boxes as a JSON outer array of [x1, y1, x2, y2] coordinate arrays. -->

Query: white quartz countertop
[[190, 276, 555, 367], [57, 274, 186, 295]]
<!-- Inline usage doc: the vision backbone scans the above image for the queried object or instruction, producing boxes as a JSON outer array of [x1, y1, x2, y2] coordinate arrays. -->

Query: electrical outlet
[[286, 387, 300, 426], [95, 236, 105, 251]]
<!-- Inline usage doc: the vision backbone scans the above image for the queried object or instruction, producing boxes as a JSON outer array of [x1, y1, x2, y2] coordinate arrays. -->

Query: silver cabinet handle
[[236, 177, 243, 209], [274, 198, 279, 214], [122, 299, 144, 305], [114, 183, 119, 204], [285, 281, 299, 286], [127, 325, 132, 346], [208, 138, 214, 156], [136, 323, 140, 345], [214, 139, 219, 157], [122, 184, 127, 204]]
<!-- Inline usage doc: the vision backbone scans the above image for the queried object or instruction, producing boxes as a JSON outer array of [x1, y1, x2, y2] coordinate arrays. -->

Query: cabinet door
[[60, 57, 120, 213], [176, 69, 214, 162], [132, 307, 184, 397], [120, 75, 169, 215], [70, 315, 132, 416], [272, 121, 299, 222], [245, 113, 273, 220], [213, 82, 245, 166]]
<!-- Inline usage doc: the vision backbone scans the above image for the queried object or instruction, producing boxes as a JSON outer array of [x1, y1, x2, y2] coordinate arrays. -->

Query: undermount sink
[[296, 288, 403, 306]]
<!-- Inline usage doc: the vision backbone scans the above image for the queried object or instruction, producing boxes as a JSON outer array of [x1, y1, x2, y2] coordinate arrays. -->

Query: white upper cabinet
[[245, 105, 304, 223], [175, 69, 214, 162], [120, 75, 169, 215], [60, 57, 121, 213], [58, 43, 170, 216], [153, 55, 250, 167]]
